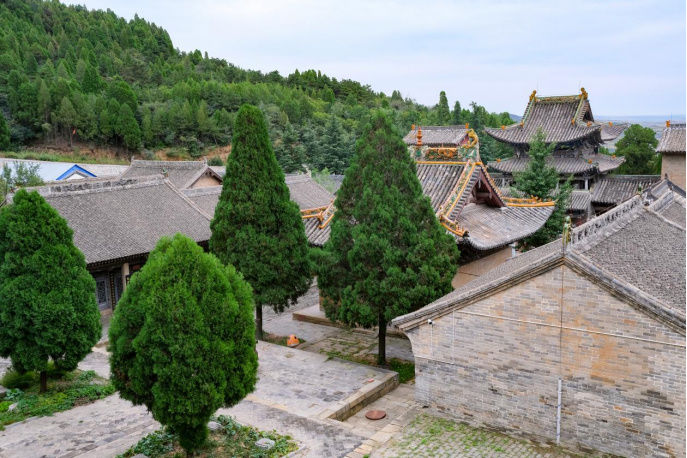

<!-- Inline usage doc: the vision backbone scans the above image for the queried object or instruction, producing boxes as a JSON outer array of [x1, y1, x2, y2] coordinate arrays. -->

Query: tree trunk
[[68, 128, 73, 147], [39, 370, 47, 393], [377, 311, 387, 366], [255, 304, 264, 341]]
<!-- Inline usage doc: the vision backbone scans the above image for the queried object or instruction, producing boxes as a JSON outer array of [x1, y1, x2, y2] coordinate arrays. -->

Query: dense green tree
[[615, 124, 659, 174], [109, 234, 257, 452], [116, 103, 141, 151], [436, 91, 451, 125], [514, 130, 572, 248], [0, 114, 9, 150], [0, 190, 100, 392], [317, 111, 459, 365], [210, 105, 312, 340], [275, 123, 306, 172], [0, 162, 44, 201], [57, 96, 77, 146], [452, 100, 462, 125]]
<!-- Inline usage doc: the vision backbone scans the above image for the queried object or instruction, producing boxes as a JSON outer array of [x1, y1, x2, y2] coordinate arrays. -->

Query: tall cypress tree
[[317, 111, 459, 365], [436, 90, 451, 125], [210, 104, 312, 340], [0, 190, 100, 392]]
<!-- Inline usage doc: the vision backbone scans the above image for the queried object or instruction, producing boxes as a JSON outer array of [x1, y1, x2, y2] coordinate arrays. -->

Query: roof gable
[[121, 160, 222, 189], [56, 164, 96, 180], [394, 180, 686, 333]]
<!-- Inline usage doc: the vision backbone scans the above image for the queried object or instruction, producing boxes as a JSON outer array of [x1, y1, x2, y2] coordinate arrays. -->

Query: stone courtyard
[[0, 287, 601, 457]]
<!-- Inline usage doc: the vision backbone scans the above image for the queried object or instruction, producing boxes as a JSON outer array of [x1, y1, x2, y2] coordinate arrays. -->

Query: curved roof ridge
[[19, 174, 166, 200]]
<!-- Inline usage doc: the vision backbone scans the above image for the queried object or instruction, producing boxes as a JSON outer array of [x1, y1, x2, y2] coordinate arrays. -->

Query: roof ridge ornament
[[580, 87, 588, 99], [529, 90, 537, 101]]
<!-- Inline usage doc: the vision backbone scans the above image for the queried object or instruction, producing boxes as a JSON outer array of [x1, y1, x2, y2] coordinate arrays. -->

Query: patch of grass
[[0, 368, 115, 429], [263, 333, 306, 348], [118, 415, 297, 458], [389, 359, 415, 384], [323, 350, 416, 383]]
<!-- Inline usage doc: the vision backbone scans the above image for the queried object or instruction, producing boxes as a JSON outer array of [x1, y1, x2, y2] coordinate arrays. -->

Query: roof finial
[[416, 126, 423, 147], [666, 120, 671, 127], [580, 87, 588, 99], [464, 123, 469, 129], [529, 90, 537, 101]]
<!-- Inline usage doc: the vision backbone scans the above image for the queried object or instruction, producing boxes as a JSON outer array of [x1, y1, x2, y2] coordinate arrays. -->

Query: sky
[[66, 0, 686, 117]]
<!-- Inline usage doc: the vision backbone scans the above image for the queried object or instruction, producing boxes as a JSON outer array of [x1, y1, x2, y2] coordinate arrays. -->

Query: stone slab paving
[[370, 411, 580, 458], [250, 341, 393, 418], [0, 341, 393, 458], [0, 394, 158, 458], [218, 399, 367, 458]]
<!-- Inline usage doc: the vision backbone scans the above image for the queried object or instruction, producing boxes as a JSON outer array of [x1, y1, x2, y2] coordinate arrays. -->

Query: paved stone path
[[0, 341, 394, 458], [371, 412, 579, 458]]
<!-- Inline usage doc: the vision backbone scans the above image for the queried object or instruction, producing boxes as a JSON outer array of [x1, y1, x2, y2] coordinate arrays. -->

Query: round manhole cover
[[365, 410, 386, 420]]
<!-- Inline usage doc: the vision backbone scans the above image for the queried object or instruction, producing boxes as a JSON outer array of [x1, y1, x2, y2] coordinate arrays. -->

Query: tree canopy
[[209, 104, 312, 339], [0, 1, 512, 169], [615, 124, 659, 174], [0, 189, 100, 391], [317, 111, 459, 364], [514, 129, 572, 248], [109, 234, 258, 452]]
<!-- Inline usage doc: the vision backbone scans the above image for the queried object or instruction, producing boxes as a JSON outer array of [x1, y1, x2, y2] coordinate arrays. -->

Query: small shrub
[[1, 370, 36, 389], [207, 156, 223, 166]]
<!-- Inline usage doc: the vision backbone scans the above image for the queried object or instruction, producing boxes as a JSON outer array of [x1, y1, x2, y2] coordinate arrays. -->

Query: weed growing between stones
[[118, 415, 297, 458], [0, 368, 114, 429]]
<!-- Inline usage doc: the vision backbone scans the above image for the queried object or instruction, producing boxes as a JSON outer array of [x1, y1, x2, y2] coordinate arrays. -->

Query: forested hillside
[[0, 0, 514, 173]]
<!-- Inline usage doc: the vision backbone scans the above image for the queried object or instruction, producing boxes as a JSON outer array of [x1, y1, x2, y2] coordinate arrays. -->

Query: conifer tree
[[317, 111, 459, 365], [514, 129, 572, 248], [436, 90, 451, 125], [275, 123, 306, 172], [109, 234, 257, 452], [452, 100, 462, 125], [0, 113, 9, 150], [210, 104, 312, 340], [117, 103, 141, 151], [0, 190, 100, 392]]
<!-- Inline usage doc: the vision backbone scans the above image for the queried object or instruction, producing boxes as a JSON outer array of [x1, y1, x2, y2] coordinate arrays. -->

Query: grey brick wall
[[406, 265, 685, 457]]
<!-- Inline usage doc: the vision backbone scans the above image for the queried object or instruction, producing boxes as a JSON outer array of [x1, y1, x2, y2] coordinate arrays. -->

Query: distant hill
[[0, 0, 513, 172]]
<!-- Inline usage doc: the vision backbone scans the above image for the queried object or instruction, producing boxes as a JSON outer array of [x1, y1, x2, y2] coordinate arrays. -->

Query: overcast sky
[[67, 0, 686, 117]]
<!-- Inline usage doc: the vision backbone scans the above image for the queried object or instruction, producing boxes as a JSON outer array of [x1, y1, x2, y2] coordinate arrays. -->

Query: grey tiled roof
[[182, 174, 334, 246], [416, 162, 466, 211], [456, 203, 554, 250], [22, 175, 212, 266], [591, 175, 660, 205], [284, 174, 334, 209], [484, 93, 601, 145], [393, 180, 686, 331], [415, 162, 553, 250], [656, 123, 686, 154], [488, 153, 624, 175], [121, 160, 221, 189], [600, 123, 628, 142], [403, 126, 468, 146], [567, 190, 592, 211], [182, 186, 223, 217]]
